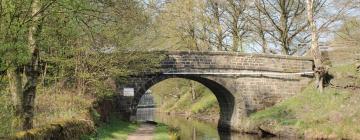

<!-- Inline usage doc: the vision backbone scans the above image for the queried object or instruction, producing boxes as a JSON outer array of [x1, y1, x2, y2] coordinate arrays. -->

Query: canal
[[136, 108, 279, 140]]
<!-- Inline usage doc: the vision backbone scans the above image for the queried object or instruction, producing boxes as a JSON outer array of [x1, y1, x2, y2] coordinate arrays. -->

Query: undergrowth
[[34, 90, 94, 127]]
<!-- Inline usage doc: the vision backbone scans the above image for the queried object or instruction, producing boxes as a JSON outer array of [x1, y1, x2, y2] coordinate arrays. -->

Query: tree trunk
[[232, 14, 239, 52], [22, 0, 42, 130], [7, 69, 23, 114], [22, 66, 40, 130], [279, 0, 289, 55], [232, 32, 239, 52], [190, 81, 196, 101], [41, 63, 47, 88], [306, 0, 324, 92], [212, 2, 223, 51], [258, 12, 268, 53], [260, 31, 268, 53]]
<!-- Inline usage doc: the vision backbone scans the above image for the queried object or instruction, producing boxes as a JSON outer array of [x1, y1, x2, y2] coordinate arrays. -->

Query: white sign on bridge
[[123, 88, 134, 96]]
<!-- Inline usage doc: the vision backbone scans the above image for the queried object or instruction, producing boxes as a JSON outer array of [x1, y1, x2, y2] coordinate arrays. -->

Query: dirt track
[[127, 123, 155, 140]]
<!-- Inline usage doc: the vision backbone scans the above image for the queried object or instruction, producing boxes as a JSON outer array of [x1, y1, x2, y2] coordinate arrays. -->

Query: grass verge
[[154, 123, 180, 140], [83, 118, 138, 140], [154, 123, 170, 140]]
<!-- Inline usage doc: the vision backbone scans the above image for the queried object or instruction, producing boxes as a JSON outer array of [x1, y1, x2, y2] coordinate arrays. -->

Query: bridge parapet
[[161, 51, 314, 74]]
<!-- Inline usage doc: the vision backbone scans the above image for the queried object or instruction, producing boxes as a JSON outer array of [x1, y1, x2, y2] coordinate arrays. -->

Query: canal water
[[136, 108, 279, 140]]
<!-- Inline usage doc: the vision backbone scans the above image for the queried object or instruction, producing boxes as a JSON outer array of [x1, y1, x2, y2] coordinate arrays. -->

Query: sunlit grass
[[85, 118, 138, 140], [34, 91, 94, 127], [250, 82, 360, 138], [154, 123, 170, 140], [191, 93, 218, 114]]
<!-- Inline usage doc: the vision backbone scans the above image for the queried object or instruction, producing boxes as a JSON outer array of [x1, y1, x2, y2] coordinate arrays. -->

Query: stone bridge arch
[[130, 74, 244, 131], [115, 51, 314, 132]]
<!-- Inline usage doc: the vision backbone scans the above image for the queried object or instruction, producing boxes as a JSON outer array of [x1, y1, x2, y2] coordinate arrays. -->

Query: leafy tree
[[0, 0, 158, 130]]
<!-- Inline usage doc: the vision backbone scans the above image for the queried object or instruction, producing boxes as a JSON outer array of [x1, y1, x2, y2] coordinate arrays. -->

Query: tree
[[332, 18, 360, 48], [207, 0, 227, 51], [256, 0, 309, 55], [225, 0, 248, 52], [21, 0, 43, 129], [1, 0, 153, 130], [248, 0, 271, 53], [306, 0, 324, 92]]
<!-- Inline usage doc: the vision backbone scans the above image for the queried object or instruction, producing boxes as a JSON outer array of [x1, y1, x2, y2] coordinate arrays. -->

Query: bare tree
[[248, 0, 271, 53], [225, 0, 248, 52], [256, 0, 309, 55], [207, 0, 227, 51]]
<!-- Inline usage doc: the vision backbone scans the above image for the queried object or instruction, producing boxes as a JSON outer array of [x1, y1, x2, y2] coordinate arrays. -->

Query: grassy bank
[[84, 118, 138, 140], [154, 123, 170, 140], [154, 123, 180, 140], [151, 78, 219, 119], [0, 89, 94, 137], [246, 64, 360, 139], [34, 90, 94, 127]]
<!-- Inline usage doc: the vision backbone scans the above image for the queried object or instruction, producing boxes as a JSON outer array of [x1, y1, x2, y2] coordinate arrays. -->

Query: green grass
[[191, 93, 218, 114], [154, 123, 170, 140], [84, 118, 138, 140], [0, 89, 94, 137], [328, 64, 360, 86], [251, 86, 348, 123], [329, 63, 358, 74], [249, 81, 360, 138], [166, 88, 192, 112], [34, 92, 94, 127]]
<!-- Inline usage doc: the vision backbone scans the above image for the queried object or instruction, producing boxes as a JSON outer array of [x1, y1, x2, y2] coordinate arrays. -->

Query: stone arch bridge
[[115, 51, 314, 132]]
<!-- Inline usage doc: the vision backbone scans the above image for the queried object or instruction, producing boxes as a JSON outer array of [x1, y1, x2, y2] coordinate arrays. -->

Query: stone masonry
[[115, 51, 314, 132]]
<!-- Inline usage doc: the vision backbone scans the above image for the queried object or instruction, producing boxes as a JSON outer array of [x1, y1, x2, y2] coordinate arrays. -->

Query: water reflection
[[136, 108, 155, 121], [136, 108, 279, 140]]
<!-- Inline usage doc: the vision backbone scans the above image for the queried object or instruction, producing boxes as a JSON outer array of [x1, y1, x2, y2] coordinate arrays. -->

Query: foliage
[[0, 0, 160, 132], [0, 91, 17, 137]]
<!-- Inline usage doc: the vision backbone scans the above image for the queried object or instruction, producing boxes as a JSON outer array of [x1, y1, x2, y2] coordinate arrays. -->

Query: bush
[[33, 91, 94, 127], [0, 92, 17, 137]]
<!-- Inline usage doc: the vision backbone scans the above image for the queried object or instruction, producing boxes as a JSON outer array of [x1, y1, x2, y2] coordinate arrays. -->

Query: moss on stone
[[13, 119, 95, 140]]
